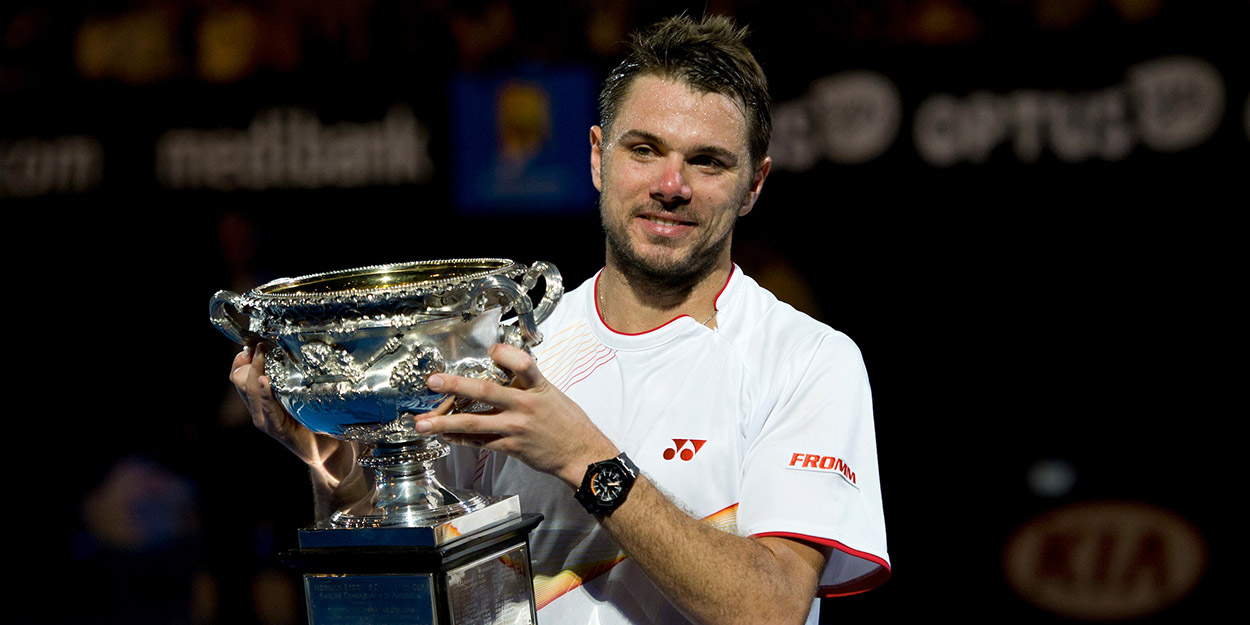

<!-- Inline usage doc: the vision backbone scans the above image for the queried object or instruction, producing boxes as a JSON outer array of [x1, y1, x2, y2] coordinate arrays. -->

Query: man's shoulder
[[721, 271, 859, 359]]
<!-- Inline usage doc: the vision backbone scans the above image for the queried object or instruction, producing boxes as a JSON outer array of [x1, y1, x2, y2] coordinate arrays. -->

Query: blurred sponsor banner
[[449, 66, 598, 215], [1003, 500, 1206, 620], [772, 56, 1236, 170], [155, 105, 433, 192]]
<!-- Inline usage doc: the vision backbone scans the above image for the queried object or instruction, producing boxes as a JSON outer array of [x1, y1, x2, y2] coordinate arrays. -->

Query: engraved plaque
[[447, 544, 536, 625], [286, 513, 543, 625], [305, 575, 436, 625]]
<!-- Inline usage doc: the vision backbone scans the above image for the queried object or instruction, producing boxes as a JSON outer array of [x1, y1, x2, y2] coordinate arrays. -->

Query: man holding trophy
[[228, 14, 889, 625]]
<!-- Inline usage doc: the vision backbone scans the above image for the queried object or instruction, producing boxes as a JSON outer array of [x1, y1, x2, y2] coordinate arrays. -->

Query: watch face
[[590, 465, 626, 503]]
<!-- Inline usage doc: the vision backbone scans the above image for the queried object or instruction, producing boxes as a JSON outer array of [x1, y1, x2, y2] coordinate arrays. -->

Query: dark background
[[5, 1, 1238, 623]]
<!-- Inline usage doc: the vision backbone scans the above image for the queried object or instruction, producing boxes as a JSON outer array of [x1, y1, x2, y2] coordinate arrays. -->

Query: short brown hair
[[597, 14, 772, 168]]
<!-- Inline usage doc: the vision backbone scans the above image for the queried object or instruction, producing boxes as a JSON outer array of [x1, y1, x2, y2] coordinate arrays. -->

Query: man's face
[[591, 75, 770, 287]]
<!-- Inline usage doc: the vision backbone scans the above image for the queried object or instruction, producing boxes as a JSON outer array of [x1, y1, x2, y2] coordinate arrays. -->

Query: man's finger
[[231, 346, 253, 369], [417, 410, 490, 435], [427, 372, 513, 407], [442, 432, 502, 448], [488, 343, 546, 389], [230, 346, 254, 388], [426, 395, 456, 416]]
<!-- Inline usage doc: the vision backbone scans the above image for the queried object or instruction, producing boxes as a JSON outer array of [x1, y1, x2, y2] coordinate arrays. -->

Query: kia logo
[[1003, 500, 1206, 620]]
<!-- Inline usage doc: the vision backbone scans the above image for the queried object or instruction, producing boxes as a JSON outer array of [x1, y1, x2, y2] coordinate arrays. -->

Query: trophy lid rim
[[250, 258, 524, 300]]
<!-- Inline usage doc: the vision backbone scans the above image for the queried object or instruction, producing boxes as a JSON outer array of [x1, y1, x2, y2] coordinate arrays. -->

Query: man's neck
[[596, 261, 731, 333]]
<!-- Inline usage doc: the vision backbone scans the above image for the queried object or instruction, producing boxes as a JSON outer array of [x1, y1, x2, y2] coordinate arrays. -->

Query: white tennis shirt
[[442, 266, 890, 624]]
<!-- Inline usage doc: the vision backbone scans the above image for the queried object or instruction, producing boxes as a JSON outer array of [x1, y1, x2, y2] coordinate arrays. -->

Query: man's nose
[[650, 157, 692, 204]]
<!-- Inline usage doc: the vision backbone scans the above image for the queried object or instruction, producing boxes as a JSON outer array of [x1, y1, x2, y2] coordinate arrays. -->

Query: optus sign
[[1003, 500, 1205, 620]]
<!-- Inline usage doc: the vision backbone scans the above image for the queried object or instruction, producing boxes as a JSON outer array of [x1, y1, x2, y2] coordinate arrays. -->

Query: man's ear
[[590, 125, 605, 192], [738, 156, 771, 217]]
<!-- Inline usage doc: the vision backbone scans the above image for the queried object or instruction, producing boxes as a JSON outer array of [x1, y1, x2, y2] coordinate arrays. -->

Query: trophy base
[[327, 438, 492, 529], [309, 496, 523, 547], [328, 489, 492, 529], [286, 498, 542, 625]]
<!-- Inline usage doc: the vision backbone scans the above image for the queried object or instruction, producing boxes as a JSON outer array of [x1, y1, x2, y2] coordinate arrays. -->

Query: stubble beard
[[600, 196, 741, 297]]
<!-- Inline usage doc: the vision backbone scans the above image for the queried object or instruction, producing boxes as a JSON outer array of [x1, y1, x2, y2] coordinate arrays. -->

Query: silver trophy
[[210, 258, 562, 529]]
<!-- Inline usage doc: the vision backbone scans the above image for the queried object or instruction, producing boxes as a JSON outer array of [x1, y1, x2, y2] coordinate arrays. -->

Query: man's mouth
[[647, 216, 684, 227], [641, 214, 694, 227]]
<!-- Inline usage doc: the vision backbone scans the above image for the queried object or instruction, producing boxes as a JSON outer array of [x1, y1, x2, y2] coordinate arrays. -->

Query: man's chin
[[611, 248, 721, 291]]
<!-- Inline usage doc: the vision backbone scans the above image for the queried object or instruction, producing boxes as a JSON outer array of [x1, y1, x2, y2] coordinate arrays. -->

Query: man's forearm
[[307, 440, 369, 525], [598, 474, 825, 625]]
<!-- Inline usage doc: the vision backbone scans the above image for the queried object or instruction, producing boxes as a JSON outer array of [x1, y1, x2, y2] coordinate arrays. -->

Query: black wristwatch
[[574, 453, 639, 515]]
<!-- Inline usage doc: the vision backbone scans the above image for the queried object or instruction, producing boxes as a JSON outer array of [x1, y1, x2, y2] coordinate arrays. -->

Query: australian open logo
[[786, 452, 858, 489]]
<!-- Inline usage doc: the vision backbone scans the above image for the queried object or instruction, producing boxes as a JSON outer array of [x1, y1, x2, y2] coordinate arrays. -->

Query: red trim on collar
[[594, 265, 735, 336], [714, 263, 735, 308]]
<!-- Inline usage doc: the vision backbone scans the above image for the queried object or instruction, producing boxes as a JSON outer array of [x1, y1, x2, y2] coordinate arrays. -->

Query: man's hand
[[413, 343, 618, 487], [231, 346, 304, 451], [229, 345, 364, 516]]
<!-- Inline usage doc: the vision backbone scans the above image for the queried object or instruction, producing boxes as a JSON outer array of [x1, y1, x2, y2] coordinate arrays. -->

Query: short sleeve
[[736, 331, 891, 596]]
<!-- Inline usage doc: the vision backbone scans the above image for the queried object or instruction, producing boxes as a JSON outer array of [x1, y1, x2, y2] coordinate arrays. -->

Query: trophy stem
[[328, 437, 490, 529]]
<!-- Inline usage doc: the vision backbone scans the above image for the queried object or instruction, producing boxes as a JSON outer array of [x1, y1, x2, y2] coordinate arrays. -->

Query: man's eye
[[691, 157, 724, 170], [632, 145, 655, 157]]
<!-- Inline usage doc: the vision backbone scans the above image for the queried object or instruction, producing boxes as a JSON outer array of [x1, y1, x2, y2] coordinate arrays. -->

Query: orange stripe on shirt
[[533, 504, 739, 610]]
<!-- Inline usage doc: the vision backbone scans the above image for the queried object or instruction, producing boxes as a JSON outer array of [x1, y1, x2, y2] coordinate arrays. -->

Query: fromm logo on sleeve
[[786, 452, 858, 488]]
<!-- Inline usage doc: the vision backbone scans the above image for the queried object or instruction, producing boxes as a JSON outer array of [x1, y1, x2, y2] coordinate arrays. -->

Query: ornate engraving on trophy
[[390, 344, 446, 395], [264, 349, 291, 392], [448, 359, 508, 385], [302, 342, 364, 382]]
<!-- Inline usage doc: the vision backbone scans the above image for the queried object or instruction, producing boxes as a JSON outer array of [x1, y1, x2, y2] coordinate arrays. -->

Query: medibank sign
[[156, 105, 432, 191]]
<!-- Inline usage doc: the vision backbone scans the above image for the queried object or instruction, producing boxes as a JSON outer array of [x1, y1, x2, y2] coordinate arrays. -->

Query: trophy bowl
[[210, 258, 562, 529]]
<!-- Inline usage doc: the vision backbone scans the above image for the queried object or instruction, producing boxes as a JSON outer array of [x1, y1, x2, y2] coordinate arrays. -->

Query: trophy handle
[[209, 290, 261, 345], [491, 261, 564, 348], [521, 261, 564, 327], [468, 277, 541, 347]]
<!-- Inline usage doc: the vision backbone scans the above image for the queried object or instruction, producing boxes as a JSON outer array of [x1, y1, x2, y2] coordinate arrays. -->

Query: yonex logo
[[663, 439, 706, 461], [787, 452, 857, 486]]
